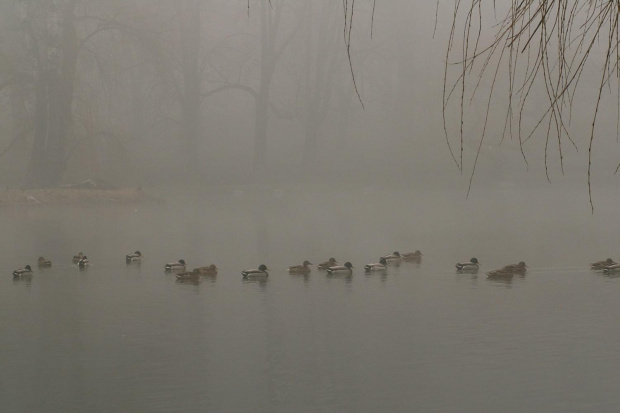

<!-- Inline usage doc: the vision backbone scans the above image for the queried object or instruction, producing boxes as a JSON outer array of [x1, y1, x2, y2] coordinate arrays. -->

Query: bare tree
[[23, 1, 79, 188], [444, 1, 620, 209]]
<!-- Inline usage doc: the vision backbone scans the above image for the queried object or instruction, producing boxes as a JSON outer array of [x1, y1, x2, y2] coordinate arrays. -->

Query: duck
[[402, 250, 423, 261], [13, 265, 33, 277], [381, 251, 402, 262], [193, 264, 218, 275], [603, 263, 620, 273], [364, 257, 388, 272], [317, 258, 338, 270], [125, 251, 142, 263], [176, 269, 201, 279], [72, 252, 84, 263], [77, 256, 90, 268], [242, 264, 269, 277], [456, 257, 479, 272], [487, 261, 526, 277], [37, 257, 52, 267], [164, 259, 186, 272], [591, 258, 617, 270], [502, 261, 527, 274], [326, 261, 354, 275], [486, 269, 514, 279], [288, 261, 313, 274]]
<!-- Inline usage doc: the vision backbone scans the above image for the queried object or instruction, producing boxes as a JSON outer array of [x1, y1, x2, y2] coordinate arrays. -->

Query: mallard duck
[[242, 264, 269, 277], [193, 264, 218, 275], [603, 263, 620, 273], [486, 269, 514, 279], [164, 259, 186, 271], [288, 261, 313, 274], [487, 261, 526, 277], [176, 269, 200, 279], [364, 257, 388, 272], [381, 251, 402, 262], [317, 258, 338, 270], [456, 257, 479, 272], [78, 256, 90, 268], [502, 261, 527, 274], [326, 261, 354, 274], [402, 250, 423, 261], [126, 251, 142, 263], [37, 257, 52, 267], [13, 265, 32, 277], [72, 252, 84, 263], [591, 258, 617, 270]]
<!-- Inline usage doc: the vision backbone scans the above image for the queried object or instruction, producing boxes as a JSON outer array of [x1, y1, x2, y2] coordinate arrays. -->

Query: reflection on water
[[3, 186, 620, 412], [12, 273, 33, 287]]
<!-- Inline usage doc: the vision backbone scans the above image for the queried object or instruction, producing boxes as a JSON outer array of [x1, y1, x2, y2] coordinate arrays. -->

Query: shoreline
[[0, 188, 160, 206]]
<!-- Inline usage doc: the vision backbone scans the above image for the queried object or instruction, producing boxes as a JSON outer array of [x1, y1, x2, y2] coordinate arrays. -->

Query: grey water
[[2, 185, 620, 412]]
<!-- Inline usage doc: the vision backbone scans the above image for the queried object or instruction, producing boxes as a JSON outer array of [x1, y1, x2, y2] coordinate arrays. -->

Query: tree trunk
[[179, 0, 202, 165], [252, 0, 279, 175], [24, 2, 78, 188]]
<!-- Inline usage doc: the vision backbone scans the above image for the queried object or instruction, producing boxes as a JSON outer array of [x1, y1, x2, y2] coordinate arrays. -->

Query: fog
[[1, 1, 618, 194], [3, 2, 620, 411]]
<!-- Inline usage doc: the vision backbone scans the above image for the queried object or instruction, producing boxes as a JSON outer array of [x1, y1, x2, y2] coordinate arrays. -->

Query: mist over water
[[2, 1, 620, 411], [3, 186, 620, 412]]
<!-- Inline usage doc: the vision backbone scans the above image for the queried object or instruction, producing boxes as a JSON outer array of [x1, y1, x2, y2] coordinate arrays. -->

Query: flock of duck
[[10, 251, 620, 279]]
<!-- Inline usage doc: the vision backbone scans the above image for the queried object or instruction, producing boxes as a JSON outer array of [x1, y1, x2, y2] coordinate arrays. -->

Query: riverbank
[[0, 187, 159, 206]]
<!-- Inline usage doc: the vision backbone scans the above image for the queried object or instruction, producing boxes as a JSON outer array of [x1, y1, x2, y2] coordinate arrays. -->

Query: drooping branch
[[444, 0, 620, 210]]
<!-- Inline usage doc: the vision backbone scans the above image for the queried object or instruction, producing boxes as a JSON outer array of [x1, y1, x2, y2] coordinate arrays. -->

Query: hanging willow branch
[[444, 0, 620, 211]]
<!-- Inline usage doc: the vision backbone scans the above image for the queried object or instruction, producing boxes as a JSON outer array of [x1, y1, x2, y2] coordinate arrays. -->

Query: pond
[[2, 185, 620, 412]]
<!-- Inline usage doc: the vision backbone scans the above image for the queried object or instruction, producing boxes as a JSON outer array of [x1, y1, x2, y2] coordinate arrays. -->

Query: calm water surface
[[2, 186, 620, 412]]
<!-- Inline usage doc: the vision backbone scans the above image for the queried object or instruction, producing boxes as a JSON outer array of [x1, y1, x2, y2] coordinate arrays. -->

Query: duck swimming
[[326, 262, 354, 275], [603, 263, 620, 273], [78, 256, 90, 268], [242, 264, 269, 277], [402, 250, 423, 261], [194, 264, 218, 275], [37, 257, 52, 267], [503, 261, 527, 274], [364, 257, 388, 272], [288, 261, 313, 274], [381, 252, 402, 263], [176, 269, 200, 279], [317, 258, 338, 270], [456, 258, 479, 272], [72, 252, 84, 263], [164, 259, 186, 272], [591, 258, 616, 270], [13, 265, 32, 277], [487, 261, 526, 277], [126, 251, 142, 263], [486, 269, 514, 279]]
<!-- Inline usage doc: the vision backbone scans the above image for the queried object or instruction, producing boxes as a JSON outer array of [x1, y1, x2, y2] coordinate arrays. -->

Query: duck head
[[379, 257, 388, 265], [25, 265, 32, 271], [303, 260, 313, 266], [178, 259, 186, 265], [258, 264, 269, 271], [470, 258, 479, 264], [344, 262, 353, 269]]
